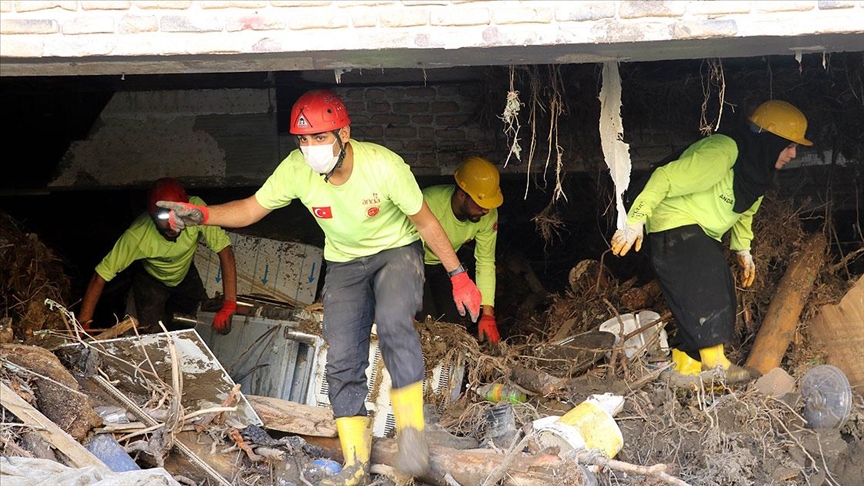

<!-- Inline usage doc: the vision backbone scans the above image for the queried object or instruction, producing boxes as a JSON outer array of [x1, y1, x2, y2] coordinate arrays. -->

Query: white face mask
[[300, 140, 339, 174]]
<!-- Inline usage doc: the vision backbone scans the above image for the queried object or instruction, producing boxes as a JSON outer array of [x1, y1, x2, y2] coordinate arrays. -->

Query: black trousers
[[648, 225, 736, 361], [131, 263, 208, 333]]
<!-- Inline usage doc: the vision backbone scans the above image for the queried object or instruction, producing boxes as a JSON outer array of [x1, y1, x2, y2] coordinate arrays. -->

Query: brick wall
[[336, 83, 501, 173], [0, 1, 861, 74]]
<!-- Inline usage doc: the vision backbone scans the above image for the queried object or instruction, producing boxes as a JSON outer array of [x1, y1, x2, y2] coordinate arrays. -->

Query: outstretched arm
[[78, 273, 106, 329], [158, 195, 272, 230]]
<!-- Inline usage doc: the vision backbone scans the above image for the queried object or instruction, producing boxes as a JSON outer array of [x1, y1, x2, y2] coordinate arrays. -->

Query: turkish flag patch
[[312, 207, 333, 219]]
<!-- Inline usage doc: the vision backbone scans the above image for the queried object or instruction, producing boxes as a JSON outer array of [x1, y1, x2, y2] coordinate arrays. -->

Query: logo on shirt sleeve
[[312, 207, 333, 219]]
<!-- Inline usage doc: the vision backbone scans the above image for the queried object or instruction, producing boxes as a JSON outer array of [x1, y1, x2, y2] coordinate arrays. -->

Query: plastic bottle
[[85, 434, 140, 472], [305, 458, 341, 481], [94, 405, 130, 425], [475, 383, 527, 404], [485, 403, 518, 447]]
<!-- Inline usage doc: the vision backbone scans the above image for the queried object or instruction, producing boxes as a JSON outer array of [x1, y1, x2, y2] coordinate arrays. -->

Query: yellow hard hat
[[454, 156, 503, 209], [748, 100, 813, 146]]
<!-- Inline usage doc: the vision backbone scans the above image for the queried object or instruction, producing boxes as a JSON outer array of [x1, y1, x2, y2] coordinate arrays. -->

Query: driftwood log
[[745, 233, 827, 374], [305, 435, 567, 486]]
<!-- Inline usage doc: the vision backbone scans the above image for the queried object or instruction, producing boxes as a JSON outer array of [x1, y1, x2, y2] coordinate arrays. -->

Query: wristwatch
[[447, 264, 466, 278]]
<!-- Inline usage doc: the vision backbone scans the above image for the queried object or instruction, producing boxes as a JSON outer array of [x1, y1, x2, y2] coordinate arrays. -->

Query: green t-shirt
[[627, 134, 761, 251], [95, 196, 231, 287], [422, 185, 498, 308], [255, 139, 424, 262]]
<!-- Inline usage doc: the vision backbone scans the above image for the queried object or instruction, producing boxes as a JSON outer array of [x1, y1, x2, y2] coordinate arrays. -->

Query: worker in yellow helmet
[[420, 156, 503, 345], [611, 100, 812, 384]]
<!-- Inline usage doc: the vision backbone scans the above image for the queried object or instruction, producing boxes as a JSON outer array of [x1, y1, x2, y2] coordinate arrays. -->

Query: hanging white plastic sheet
[[598, 61, 632, 230]]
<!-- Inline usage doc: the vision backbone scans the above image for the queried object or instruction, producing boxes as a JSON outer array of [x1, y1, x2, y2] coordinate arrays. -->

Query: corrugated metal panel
[[197, 314, 465, 438], [195, 231, 323, 307], [197, 312, 324, 406]]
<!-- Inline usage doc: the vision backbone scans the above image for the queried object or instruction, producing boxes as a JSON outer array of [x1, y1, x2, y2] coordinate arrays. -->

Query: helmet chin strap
[[323, 132, 347, 183]]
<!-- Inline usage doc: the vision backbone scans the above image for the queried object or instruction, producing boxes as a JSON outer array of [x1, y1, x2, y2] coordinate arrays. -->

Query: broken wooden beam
[[807, 275, 864, 391], [745, 233, 827, 374], [246, 394, 337, 437], [89, 315, 138, 341]]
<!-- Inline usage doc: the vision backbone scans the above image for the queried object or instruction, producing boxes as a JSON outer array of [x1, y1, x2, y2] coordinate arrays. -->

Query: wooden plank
[[0, 382, 107, 469], [246, 395, 337, 437], [808, 275, 864, 391], [89, 316, 137, 341]]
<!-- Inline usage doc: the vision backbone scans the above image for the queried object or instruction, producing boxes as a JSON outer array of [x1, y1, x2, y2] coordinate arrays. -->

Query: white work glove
[[155, 201, 209, 231], [736, 250, 756, 288], [611, 222, 644, 256]]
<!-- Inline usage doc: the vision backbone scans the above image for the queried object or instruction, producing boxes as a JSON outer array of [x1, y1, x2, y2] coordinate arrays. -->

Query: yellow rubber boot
[[320, 416, 371, 486], [671, 349, 702, 376], [699, 344, 733, 370], [699, 343, 759, 383], [390, 381, 430, 477]]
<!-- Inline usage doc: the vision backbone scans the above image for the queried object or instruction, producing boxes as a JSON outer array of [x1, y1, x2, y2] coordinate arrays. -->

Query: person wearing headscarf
[[611, 100, 812, 383]]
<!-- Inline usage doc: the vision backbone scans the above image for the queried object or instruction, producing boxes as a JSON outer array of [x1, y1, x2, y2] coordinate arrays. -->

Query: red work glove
[[213, 301, 236, 335], [478, 314, 500, 345], [155, 201, 209, 231], [450, 271, 481, 322]]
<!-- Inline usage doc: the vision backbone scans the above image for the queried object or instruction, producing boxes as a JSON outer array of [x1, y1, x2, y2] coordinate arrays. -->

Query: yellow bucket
[[534, 395, 624, 459]]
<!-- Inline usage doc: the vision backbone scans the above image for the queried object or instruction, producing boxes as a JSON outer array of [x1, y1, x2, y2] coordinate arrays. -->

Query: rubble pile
[[1, 202, 862, 485]]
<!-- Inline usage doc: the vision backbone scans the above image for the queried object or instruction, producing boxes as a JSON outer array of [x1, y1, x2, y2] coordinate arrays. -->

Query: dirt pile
[[0, 211, 72, 341]]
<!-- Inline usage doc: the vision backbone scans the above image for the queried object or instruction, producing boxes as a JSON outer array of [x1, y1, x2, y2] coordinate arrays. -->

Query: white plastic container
[[801, 365, 853, 429], [599, 310, 669, 358]]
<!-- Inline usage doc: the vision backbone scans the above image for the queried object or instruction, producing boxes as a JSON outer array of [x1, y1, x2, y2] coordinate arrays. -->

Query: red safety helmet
[[148, 178, 189, 216], [289, 89, 351, 135]]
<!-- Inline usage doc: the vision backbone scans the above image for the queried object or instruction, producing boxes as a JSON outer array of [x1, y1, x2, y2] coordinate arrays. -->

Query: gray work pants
[[322, 241, 425, 418]]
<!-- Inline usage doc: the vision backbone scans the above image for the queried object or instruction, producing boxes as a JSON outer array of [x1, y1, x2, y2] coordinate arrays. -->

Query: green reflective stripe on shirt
[[626, 134, 759, 251], [94, 196, 231, 287], [255, 139, 423, 262], [422, 185, 498, 308]]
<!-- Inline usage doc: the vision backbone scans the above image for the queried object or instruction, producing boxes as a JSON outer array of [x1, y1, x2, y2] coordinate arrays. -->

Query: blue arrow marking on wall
[[216, 265, 222, 283], [261, 264, 269, 284], [308, 262, 316, 283]]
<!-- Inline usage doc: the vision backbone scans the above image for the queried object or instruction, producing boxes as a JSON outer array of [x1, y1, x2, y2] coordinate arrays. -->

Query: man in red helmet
[[157, 89, 482, 484], [78, 178, 237, 335]]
